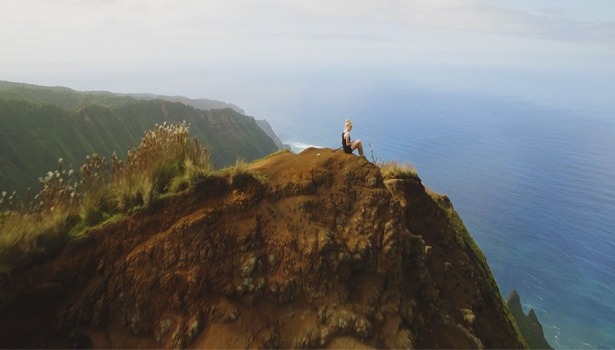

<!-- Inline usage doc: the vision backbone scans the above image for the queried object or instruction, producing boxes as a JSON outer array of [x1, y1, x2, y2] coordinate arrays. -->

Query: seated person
[[341, 119, 365, 157]]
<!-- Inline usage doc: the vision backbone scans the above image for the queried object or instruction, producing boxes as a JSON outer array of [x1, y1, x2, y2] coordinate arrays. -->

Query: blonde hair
[[344, 119, 353, 131]]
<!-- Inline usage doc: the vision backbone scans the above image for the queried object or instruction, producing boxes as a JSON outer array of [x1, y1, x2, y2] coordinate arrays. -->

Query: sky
[[2, 0, 615, 114], [3, 2, 614, 347]]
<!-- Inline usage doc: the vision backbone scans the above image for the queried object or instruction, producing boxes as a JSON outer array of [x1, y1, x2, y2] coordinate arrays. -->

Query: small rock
[[156, 319, 172, 342], [185, 317, 201, 343], [241, 256, 257, 277], [460, 308, 476, 325], [267, 254, 278, 268]]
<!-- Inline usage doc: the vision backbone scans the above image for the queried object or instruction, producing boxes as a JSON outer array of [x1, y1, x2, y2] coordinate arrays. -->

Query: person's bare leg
[[352, 140, 365, 156]]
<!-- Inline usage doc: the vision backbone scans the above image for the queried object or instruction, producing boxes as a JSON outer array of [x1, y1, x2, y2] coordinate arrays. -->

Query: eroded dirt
[[0, 148, 525, 348]]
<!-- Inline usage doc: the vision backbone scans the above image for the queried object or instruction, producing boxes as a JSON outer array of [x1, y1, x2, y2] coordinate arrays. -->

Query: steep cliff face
[[0, 148, 526, 348], [0, 98, 278, 193]]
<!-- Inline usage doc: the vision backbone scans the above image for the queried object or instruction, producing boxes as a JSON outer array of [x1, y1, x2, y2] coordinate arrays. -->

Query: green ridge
[[0, 82, 279, 194]]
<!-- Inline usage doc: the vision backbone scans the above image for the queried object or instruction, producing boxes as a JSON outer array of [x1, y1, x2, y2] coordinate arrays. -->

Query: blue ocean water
[[261, 83, 615, 349]]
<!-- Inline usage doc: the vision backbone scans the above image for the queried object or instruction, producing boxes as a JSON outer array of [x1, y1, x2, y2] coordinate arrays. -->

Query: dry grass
[[0, 209, 78, 272], [378, 161, 418, 180], [218, 158, 268, 188], [0, 122, 212, 272]]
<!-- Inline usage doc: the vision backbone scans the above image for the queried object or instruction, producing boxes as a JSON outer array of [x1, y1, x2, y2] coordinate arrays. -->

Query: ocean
[[256, 81, 615, 349]]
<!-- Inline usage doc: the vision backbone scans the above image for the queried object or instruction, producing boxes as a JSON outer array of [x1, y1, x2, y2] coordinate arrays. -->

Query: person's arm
[[344, 132, 351, 145]]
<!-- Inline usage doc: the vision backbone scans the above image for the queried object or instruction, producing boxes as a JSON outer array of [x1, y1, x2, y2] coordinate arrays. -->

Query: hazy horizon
[[2, 0, 615, 118]]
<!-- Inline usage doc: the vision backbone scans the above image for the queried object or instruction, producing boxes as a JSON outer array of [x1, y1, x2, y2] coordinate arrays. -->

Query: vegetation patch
[[217, 158, 268, 188], [0, 123, 212, 273], [378, 161, 418, 180]]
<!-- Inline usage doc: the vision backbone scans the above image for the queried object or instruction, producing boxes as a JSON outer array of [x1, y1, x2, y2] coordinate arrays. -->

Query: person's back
[[341, 131, 352, 154]]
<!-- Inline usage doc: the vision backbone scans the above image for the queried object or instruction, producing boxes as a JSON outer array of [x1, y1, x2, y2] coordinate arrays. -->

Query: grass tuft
[[378, 161, 418, 180], [217, 158, 268, 188]]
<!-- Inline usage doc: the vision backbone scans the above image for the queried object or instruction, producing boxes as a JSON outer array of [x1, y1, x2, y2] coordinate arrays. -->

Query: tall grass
[[0, 122, 211, 272]]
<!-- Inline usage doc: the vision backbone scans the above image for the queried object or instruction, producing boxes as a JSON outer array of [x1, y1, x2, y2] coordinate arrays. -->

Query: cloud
[[2, 0, 614, 73], [539, 6, 568, 17], [276, 0, 615, 45], [3, 0, 614, 47]]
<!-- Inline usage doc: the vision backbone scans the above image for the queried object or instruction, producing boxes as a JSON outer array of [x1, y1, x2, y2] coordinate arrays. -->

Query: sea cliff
[[0, 148, 527, 348]]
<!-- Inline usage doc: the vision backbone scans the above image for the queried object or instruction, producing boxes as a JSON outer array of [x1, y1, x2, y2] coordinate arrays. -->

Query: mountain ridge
[[122, 92, 245, 114], [0, 81, 280, 194], [0, 148, 527, 348], [0, 81, 244, 113]]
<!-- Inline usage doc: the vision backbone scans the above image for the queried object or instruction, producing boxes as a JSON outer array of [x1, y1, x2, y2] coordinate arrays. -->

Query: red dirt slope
[[0, 148, 526, 348]]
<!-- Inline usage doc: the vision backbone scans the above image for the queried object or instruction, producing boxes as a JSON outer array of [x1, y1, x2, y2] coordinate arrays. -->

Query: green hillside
[[0, 82, 279, 194], [0, 81, 134, 110]]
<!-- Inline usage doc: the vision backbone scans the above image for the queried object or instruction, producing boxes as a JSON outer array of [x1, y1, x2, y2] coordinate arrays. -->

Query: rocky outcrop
[[0, 148, 526, 348], [507, 289, 553, 349]]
